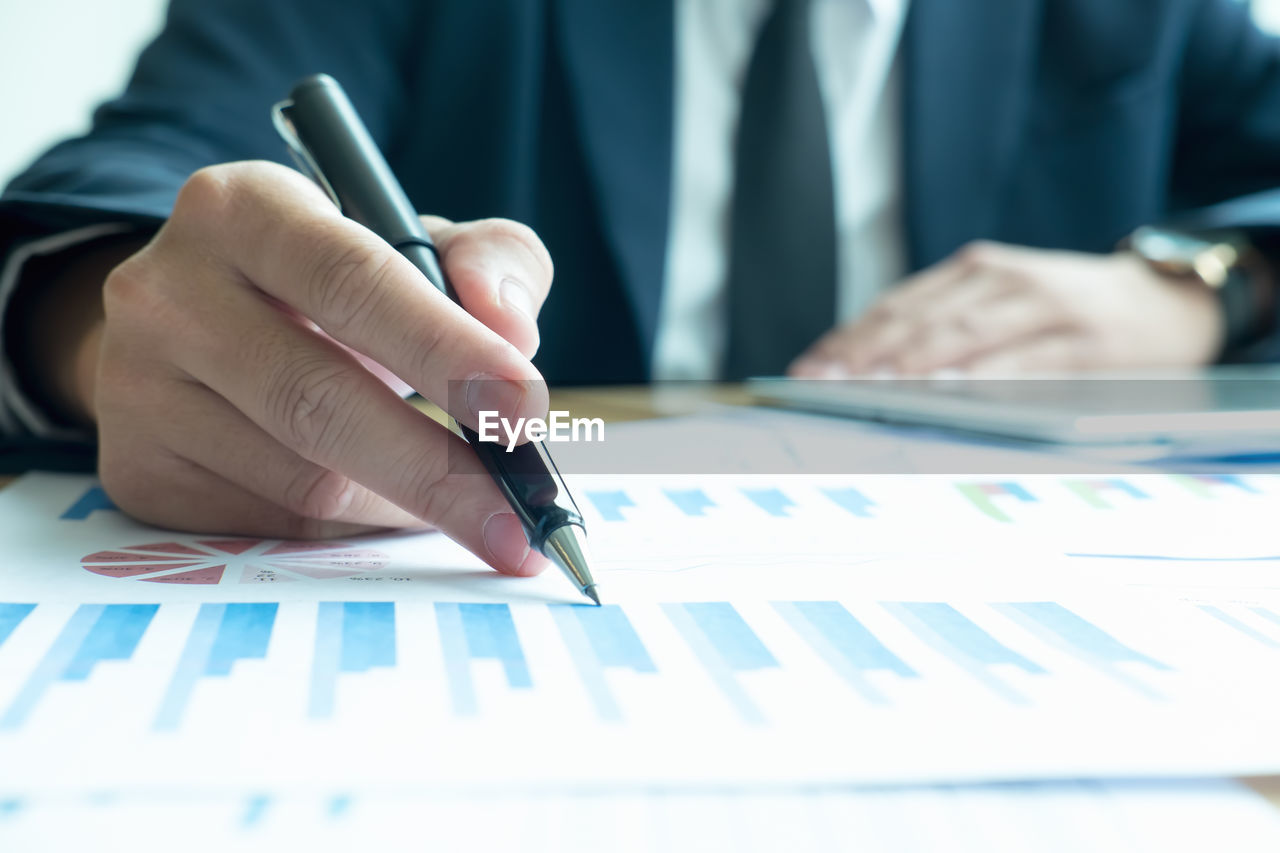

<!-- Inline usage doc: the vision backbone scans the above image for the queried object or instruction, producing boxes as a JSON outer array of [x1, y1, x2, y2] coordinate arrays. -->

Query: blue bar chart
[[155, 603, 277, 730], [550, 604, 656, 721], [1, 603, 157, 729], [12, 469, 1280, 791], [593, 485, 877, 522], [0, 597, 1211, 737], [309, 602, 396, 719], [1199, 605, 1280, 649], [820, 487, 876, 518], [773, 601, 915, 703], [585, 491, 635, 522], [435, 603, 532, 715], [663, 488, 716, 517], [995, 602, 1169, 698], [662, 602, 779, 724], [58, 486, 118, 521], [886, 602, 1045, 703], [996, 603, 1168, 671], [1251, 607, 1280, 630], [0, 603, 35, 646], [571, 476, 1268, 532], [741, 488, 795, 518]]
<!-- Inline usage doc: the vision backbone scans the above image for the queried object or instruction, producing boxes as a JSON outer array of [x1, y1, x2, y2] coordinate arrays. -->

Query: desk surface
[[2, 384, 1278, 808]]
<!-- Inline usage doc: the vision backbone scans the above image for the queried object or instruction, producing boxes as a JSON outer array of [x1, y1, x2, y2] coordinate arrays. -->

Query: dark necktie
[[722, 0, 838, 379]]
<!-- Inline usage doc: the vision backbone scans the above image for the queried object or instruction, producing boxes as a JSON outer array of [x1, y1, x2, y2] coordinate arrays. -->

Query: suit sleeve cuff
[[0, 223, 136, 440]]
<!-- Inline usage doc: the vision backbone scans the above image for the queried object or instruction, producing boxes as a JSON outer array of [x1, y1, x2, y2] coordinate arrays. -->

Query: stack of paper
[[2, 411, 1279, 848]]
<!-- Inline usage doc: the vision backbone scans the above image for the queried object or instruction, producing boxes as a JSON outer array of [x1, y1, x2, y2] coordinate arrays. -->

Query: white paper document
[[5, 781, 1280, 853], [2, 465, 1280, 791]]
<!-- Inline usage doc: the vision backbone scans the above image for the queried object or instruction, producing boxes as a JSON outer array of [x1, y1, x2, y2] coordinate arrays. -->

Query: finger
[[891, 280, 1059, 374], [158, 378, 426, 530], [797, 319, 915, 377], [172, 163, 548, 430], [806, 257, 975, 372], [421, 215, 553, 359], [960, 332, 1089, 376], [830, 241, 1034, 370], [862, 275, 1010, 374], [879, 243, 1076, 374], [872, 247, 982, 316], [263, 297, 416, 397], [169, 280, 548, 576], [100, 443, 383, 540]]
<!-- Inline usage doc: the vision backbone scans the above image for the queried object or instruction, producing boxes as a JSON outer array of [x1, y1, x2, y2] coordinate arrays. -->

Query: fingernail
[[499, 277, 536, 321], [466, 372, 527, 422], [483, 511, 531, 573]]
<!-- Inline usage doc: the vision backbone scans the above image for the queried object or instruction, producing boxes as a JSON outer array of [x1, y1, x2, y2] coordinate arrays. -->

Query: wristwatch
[[1125, 225, 1275, 351]]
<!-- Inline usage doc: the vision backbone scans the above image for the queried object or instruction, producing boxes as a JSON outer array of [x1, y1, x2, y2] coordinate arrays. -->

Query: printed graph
[[1172, 474, 1261, 498], [1198, 604, 1280, 649], [550, 604, 657, 722], [589, 485, 878, 521], [956, 482, 1037, 523], [1, 603, 158, 729], [1064, 479, 1150, 510], [886, 601, 1046, 703], [156, 603, 278, 730], [663, 602, 780, 724], [956, 476, 1265, 522], [310, 602, 396, 718], [575, 477, 1267, 527], [80, 540, 388, 585], [773, 601, 915, 704], [436, 602, 532, 716], [0, 598, 1188, 732]]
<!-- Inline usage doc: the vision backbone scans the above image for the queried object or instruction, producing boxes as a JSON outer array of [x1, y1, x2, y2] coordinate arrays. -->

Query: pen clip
[[271, 99, 342, 212]]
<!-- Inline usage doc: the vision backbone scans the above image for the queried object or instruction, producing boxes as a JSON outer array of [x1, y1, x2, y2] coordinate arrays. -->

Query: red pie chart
[[81, 539, 389, 584]]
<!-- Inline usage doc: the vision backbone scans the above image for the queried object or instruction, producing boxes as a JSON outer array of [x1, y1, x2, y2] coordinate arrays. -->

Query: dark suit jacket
[[5, 0, 1280, 388]]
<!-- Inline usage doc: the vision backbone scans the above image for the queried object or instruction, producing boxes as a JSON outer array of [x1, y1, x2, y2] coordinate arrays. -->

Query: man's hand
[[789, 241, 1225, 377], [73, 161, 555, 576]]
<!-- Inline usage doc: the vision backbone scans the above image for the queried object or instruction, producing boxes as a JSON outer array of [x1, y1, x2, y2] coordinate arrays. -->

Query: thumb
[[420, 215, 554, 359]]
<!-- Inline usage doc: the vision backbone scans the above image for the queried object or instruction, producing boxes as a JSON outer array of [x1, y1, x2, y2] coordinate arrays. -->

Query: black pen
[[272, 74, 599, 605]]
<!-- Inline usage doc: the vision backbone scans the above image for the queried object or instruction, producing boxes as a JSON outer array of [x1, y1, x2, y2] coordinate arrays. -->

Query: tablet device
[[748, 369, 1280, 446]]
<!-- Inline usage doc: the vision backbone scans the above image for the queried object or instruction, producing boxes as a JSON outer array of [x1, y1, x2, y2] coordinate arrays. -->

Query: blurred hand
[[81, 161, 554, 575], [789, 241, 1224, 377]]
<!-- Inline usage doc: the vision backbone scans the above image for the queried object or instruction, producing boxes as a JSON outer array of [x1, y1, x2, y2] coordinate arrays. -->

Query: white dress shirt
[[654, 0, 910, 380]]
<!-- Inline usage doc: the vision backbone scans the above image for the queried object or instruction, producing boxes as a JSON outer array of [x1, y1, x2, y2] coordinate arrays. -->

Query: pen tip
[[545, 525, 600, 605]]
